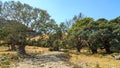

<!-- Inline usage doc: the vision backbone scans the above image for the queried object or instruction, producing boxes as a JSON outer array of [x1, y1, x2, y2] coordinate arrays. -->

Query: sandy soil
[[10, 52, 74, 68]]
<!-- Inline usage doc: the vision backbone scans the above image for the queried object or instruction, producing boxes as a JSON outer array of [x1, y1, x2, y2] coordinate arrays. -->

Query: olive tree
[[2, 21, 29, 55]]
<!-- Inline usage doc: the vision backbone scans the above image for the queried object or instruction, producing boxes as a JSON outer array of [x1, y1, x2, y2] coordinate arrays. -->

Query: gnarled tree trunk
[[8, 44, 16, 51], [104, 42, 112, 54], [87, 42, 98, 54], [104, 44, 112, 54], [76, 45, 81, 52], [16, 45, 26, 55], [91, 48, 98, 54], [76, 41, 82, 52]]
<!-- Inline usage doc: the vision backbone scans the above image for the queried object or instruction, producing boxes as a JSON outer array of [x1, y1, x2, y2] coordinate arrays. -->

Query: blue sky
[[1, 0, 120, 24]]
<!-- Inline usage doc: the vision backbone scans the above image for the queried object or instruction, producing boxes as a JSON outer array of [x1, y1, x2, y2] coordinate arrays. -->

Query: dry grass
[[30, 35, 48, 41], [25, 46, 49, 54], [0, 46, 120, 68], [0, 46, 50, 68], [69, 49, 120, 68], [0, 46, 49, 55]]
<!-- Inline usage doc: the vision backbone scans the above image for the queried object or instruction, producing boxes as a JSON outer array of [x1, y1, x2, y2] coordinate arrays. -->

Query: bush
[[111, 44, 120, 53], [1, 61, 10, 65], [48, 40, 60, 51], [95, 63, 101, 68]]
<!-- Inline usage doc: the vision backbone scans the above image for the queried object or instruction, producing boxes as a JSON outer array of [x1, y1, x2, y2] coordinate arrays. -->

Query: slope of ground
[[10, 52, 74, 68], [69, 50, 120, 68], [0, 46, 120, 68], [0, 46, 75, 68]]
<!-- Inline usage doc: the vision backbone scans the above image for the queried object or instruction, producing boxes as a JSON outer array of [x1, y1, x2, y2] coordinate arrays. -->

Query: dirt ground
[[0, 46, 120, 68], [0, 46, 74, 68]]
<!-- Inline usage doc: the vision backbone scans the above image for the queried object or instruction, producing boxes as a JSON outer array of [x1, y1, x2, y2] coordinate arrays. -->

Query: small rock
[[40, 64, 45, 67], [115, 55, 120, 60]]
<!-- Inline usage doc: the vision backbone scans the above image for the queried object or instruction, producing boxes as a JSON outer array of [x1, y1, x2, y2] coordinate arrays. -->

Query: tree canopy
[[0, 1, 120, 56]]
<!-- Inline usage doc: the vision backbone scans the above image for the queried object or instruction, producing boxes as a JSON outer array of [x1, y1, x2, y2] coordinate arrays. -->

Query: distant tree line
[[67, 16, 120, 54]]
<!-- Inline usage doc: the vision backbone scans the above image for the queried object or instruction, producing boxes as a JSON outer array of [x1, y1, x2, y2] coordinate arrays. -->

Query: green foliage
[[67, 17, 94, 52], [0, 29, 4, 39], [1, 61, 10, 65], [0, 1, 53, 55], [67, 16, 120, 54], [0, 1, 120, 55], [2, 21, 28, 45]]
